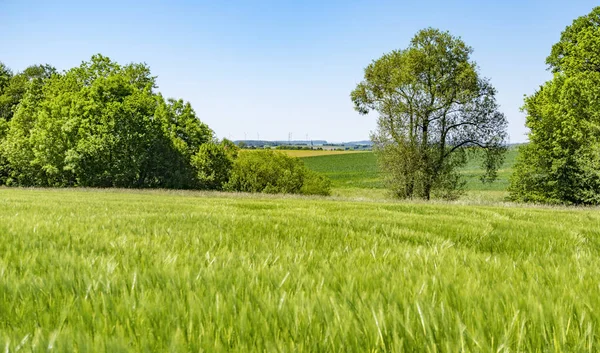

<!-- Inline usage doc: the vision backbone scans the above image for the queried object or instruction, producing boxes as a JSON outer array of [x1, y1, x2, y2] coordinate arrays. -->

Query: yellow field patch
[[276, 150, 368, 158]]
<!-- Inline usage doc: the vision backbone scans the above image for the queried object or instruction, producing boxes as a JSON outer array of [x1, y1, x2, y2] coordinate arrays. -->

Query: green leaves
[[511, 72, 600, 204], [547, 7, 600, 74], [0, 63, 55, 121], [352, 28, 507, 200], [0, 55, 213, 189], [225, 150, 331, 196], [192, 143, 234, 191], [511, 7, 600, 205], [0, 55, 333, 195]]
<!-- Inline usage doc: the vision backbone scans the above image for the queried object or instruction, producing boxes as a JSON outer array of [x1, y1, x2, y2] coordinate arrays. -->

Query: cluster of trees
[[0, 55, 330, 195], [509, 7, 600, 205], [353, 6, 600, 205]]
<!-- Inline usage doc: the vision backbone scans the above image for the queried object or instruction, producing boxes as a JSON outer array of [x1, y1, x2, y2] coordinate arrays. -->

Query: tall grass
[[1, 188, 599, 352]]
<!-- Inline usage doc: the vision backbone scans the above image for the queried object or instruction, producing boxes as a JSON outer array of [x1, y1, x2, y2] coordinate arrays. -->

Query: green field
[[1, 188, 600, 352], [302, 147, 519, 201]]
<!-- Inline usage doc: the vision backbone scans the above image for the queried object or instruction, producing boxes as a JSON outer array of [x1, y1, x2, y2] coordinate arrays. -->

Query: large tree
[[351, 28, 507, 200], [510, 7, 600, 205], [0, 55, 213, 188]]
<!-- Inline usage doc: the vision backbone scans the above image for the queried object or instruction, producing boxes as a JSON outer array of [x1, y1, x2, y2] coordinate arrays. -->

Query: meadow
[[1, 188, 600, 352], [301, 147, 519, 201]]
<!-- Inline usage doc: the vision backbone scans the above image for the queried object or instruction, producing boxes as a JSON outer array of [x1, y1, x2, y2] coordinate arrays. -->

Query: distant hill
[[233, 140, 371, 147], [234, 140, 328, 147], [343, 140, 373, 146]]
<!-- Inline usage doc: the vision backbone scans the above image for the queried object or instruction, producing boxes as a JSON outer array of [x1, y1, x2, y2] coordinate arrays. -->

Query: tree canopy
[[547, 7, 600, 75], [0, 55, 213, 188], [0, 55, 331, 195], [510, 7, 600, 205], [351, 28, 507, 200]]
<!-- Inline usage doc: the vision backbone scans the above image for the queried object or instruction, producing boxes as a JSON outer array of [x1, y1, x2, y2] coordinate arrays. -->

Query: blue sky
[[1, 0, 597, 142]]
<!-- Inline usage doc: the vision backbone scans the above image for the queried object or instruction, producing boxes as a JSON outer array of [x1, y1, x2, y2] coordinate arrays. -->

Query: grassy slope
[[1, 188, 599, 352], [302, 147, 519, 200]]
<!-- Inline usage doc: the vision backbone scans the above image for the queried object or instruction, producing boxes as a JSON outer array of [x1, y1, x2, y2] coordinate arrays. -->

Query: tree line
[[352, 6, 600, 205], [0, 55, 330, 195]]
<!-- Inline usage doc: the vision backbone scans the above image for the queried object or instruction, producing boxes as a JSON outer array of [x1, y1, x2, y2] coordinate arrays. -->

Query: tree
[[0, 62, 12, 92], [547, 7, 600, 75], [191, 141, 238, 190], [510, 7, 600, 205], [0, 54, 213, 188], [351, 28, 507, 200], [0, 64, 56, 121]]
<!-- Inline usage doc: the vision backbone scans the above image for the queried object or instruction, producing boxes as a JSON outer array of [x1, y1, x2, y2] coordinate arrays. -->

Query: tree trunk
[[421, 119, 431, 200]]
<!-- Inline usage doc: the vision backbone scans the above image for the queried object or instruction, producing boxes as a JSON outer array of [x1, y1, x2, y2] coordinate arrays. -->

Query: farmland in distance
[[301, 147, 519, 201]]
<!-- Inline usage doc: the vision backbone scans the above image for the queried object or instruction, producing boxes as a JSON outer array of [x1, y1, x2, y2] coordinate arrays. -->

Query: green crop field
[[1, 188, 600, 352], [302, 152, 382, 188], [302, 147, 520, 201]]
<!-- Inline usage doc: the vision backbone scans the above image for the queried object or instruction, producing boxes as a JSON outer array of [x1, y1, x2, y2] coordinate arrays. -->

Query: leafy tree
[[351, 28, 507, 200], [0, 64, 56, 121], [0, 54, 213, 188], [192, 142, 235, 190], [0, 62, 12, 92], [547, 7, 600, 75], [219, 138, 240, 159], [155, 97, 213, 158], [510, 7, 600, 205]]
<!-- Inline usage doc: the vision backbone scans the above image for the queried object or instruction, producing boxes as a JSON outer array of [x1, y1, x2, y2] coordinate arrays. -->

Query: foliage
[[275, 145, 319, 151], [510, 7, 600, 205], [547, 6, 600, 74], [0, 62, 12, 94], [351, 28, 507, 200], [219, 138, 240, 159], [0, 55, 213, 189], [225, 150, 331, 195], [0, 56, 331, 195], [2, 188, 600, 352], [0, 63, 56, 121], [192, 142, 235, 190]]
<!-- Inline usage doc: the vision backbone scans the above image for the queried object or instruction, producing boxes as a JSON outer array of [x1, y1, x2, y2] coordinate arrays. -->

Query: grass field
[[1, 188, 600, 352], [302, 147, 520, 201]]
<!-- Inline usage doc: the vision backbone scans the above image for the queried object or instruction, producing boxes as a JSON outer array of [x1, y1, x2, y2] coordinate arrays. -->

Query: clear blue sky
[[1, 1, 597, 142]]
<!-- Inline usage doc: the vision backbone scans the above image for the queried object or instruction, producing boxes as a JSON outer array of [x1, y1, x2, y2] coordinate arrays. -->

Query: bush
[[300, 169, 332, 196], [225, 150, 330, 195], [191, 143, 234, 191]]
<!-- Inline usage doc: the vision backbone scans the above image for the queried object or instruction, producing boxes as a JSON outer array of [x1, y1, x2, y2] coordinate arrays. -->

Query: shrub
[[191, 143, 234, 191], [225, 150, 331, 195], [300, 169, 332, 196]]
